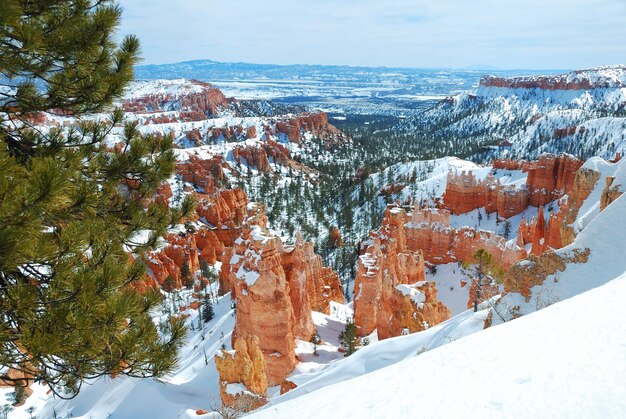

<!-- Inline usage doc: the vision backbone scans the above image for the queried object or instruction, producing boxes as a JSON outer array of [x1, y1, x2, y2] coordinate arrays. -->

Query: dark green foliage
[[310, 329, 321, 356], [202, 294, 214, 323], [181, 261, 192, 289], [339, 319, 358, 357], [502, 220, 512, 239], [462, 249, 505, 312], [0, 0, 186, 398]]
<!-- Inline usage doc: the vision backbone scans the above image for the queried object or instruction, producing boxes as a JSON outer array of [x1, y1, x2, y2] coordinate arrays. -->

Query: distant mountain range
[[134, 59, 564, 114]]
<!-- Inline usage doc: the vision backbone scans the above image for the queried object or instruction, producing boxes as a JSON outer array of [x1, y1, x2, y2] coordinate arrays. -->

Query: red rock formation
[[492, 159, 529, 171], [275, 112, 344, 148], [122, 80, 230, 117], [480, 67, 626, 90], [224, 206, 342, 383], [232, 146, 271, 172], [144, 232, 201, 290], [443, 154, 582, 219], [600, 176, 623, 211], [405, 208, 526, 269], [530, 207, 546, 256], [177, 155, 229, 195], [560, 167, 601, 246], [246, 126, 257, 139], [195, 228, 224, 265], [526, 154, 582, 206], [195, 189, 247, 232], [214, 335, 268, 413], [229, 225, 297, 385], [496, 186, 529, 219], [442, 171, 496, 215], [353, 207, 449, 339], [466, 279, 500, 310], [328, 227, 343, 248], [280, 380, 298, 395]]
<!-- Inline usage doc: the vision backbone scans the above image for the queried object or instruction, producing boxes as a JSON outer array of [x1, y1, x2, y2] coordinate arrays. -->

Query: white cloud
[[119, 0, 626, 69]]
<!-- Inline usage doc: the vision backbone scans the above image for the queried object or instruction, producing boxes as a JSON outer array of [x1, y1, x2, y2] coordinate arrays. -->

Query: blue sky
[[120, 0, 626, 70]]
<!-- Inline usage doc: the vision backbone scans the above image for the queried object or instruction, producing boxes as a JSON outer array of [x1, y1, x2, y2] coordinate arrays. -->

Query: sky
[[119, 0, 626, 70]]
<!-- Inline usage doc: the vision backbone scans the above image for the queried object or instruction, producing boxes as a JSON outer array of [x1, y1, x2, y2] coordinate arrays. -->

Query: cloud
[[119, 0, 626, 69]]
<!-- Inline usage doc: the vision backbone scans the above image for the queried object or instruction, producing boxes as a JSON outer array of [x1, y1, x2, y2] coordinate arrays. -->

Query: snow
[[5, 290, 236, 419], [123, 79, 207, 100], [496, 191, 626, 322], [425, 262, 471, 315], [395, 283, 425, 306], [252, 271, 626, 418]]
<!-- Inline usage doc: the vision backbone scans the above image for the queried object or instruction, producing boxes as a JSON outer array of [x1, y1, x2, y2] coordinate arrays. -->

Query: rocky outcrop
[[600, 176, 623, 211], [177, 155, 229, 195], [196, 189, 247, 233], [503, 248, 590, 299], [283, 233, 343, 317], [442, 171, 497, 215], [405, 208, 526, 269], [223, 204, 342, 385], [354, 207, 449, 339], [560, 168, 601, 246], [273, 112, 345, 148], [480, 66, 626, 90], [443, 154, 582, 218], [228, 225, 297, 385], [214, 335, 268, 413], [123, 80, 230, 117], [144, 232, 201, 290], [492, 159, 528, 171], [526, 154, 582, 207], [232, 141, 292, 172]]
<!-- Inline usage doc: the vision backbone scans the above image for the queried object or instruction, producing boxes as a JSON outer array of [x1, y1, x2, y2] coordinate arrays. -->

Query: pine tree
[[502, 220, 512, 239], [463, 249, 505, 312], [181, 261, 193, 289], [310, 330, 322, 356], [202, 294, 214, 323], [339, 319, 358, 356], [0, 0, 189, 397]]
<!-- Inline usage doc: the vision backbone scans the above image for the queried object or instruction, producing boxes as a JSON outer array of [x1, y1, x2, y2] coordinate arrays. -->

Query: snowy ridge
[[123, 79, 209, 100]]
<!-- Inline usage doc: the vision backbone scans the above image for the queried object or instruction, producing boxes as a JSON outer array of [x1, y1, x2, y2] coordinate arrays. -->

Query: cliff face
[[526, 154, 582, 207], [354, 207, 450, 339], [214, 335, 268, 413], [560, 168, 601, 246], [442, 154, 582, 218], [600, 176, 624, 211], [122, 80, 230, 117], [405, 208, 526, 269], [480, 66, 626, 91]]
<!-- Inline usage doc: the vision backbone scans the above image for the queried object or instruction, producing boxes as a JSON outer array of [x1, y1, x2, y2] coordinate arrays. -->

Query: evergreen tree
[[339, 318, 358, 356], [202, 294, 214, 323], [0, 0, 188, 397], [502, 220, 512, 240], [310, 330, 322, 356], [181, 261, 192, 289], [463, 249, 504, 312]]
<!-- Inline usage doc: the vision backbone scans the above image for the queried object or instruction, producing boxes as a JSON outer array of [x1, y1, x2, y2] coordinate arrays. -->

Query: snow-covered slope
[[253, 270, 626, 418], [395, 65, 626, 161]]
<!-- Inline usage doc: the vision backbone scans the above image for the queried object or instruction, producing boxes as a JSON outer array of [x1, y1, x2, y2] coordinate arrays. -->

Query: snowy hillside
[[394, 65, 626, 161], [252, 270, 626, 418]]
